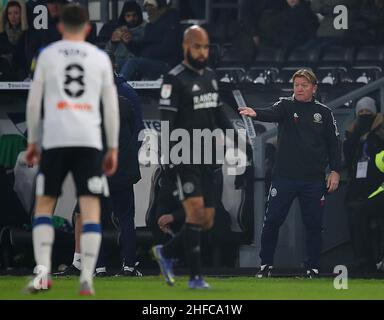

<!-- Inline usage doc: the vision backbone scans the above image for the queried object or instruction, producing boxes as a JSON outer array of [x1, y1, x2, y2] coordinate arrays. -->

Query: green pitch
[[1, 276, 384, 300]]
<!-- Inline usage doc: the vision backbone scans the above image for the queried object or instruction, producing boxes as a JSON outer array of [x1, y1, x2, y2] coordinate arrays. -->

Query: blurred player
[[152, 26, 240, 289], [24, 3, 119, 295]]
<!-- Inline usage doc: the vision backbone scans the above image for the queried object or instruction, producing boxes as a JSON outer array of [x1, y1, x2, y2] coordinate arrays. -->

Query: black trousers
[[260, 177, 327, 269], [97, 186, 137, 268]]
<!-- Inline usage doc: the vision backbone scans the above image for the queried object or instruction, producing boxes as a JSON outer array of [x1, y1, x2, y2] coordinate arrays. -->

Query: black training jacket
[[254, 96, 341, 181]]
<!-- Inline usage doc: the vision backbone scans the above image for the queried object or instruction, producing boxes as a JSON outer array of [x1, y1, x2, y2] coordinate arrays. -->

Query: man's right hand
[[111, 30, 122, 42], [25, 143, 40, 166], [103, 148, 118, 176], [239, 107, 257, 118], [158, 214, 175, 233], [121, 30, 133, 43]]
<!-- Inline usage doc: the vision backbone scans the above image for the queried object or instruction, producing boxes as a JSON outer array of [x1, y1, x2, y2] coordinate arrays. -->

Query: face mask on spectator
[[358, 114, 375, 134]]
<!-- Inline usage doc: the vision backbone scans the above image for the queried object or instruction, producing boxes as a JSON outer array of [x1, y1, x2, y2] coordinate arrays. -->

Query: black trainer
[[306, 268, 319, 279], [94, 267, 108, 277], [115, 262, 143, 277], [53, 264, 80, 277], [256, 264, 273, 278], [95, 270, 108, 277], [115, 267, 143, 277]]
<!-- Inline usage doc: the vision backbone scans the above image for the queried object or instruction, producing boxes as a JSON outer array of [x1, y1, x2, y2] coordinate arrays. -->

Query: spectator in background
[[26, 0, 66, 69], [119, 0, 182, 81], [26, 0, 96, 71], [343, 97, 384, 273], [310, 0, 361, 48], [0, 0, 29, 80], [252, 0, 286, 48], [359, 0, 384, 45], [275, 0, 318, 50], [227, 0, 266, 61], [253, 0, 318, 49], [105, 1, 145, 71]]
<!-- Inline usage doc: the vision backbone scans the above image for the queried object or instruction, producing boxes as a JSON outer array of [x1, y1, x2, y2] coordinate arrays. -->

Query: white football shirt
[[27, 40, 118, 150]]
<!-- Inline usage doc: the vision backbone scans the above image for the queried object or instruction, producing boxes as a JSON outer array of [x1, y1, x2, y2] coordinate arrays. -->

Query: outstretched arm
[[239, 99, 285, 123]]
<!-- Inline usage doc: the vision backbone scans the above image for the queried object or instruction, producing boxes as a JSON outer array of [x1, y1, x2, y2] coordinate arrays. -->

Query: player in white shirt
[[24, 3, 119, 296]]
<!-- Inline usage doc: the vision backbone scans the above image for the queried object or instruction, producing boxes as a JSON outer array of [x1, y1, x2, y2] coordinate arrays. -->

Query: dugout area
[[0, 78, 383, 278]]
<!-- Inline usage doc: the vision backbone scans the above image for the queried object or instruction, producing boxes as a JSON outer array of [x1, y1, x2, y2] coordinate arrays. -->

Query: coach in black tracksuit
[[240, 69, 341, 277]]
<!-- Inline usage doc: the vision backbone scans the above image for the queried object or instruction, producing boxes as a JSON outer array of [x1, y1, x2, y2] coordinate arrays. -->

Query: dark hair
[[4, 1, 21, 28], [60, 3, 89, 30], [118, 1, 143, 27], [5, 1, 21, 16], [6, 1, 21, 10]]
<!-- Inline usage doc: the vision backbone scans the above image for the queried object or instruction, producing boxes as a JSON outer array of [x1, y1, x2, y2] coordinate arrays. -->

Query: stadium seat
[[219, 46, 247, 67], [253, 46, 287, 69], [237, 83, 289, 108], [285, 47, 321, 69], [320, 45, 356, 68], [355, 46, 384, 67], [343, 67, 383, 84], [274, 67, 313, 84], [317, 83, 365, 105], [216, 67, 247, 84], [316, 66, 348, 85], [202, 23, 228, 45], [208, 43, 221, 68], [245, 67, 279, 85]]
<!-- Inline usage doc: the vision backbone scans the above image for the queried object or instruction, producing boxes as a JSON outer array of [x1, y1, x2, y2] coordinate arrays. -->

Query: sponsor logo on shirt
[[313, 113, 323, 123], [161, 84, 172, 99], [57, 101, 92, 111], [193, 92, 219, 110], [270, 188, 277, 197]]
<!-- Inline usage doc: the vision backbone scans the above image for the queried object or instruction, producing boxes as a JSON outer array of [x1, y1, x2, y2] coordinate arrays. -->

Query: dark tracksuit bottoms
[[260, 177, 327, 269], [97, 186, 136, 268]]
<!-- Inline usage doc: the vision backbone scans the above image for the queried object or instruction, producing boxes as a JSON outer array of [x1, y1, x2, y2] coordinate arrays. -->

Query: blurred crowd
[[1, 0, 384, 81]]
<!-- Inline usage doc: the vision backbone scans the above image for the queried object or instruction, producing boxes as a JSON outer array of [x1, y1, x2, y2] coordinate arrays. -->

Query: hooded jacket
[[118, 1, 144, 29]]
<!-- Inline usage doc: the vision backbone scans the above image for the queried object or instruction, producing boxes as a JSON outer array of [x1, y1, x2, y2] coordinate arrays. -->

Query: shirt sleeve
[[26, 53, 45, 144], [254, 99, 285, 123], [159, 74, 180, 161], [325, 109, 342, 172], [159, 74, 179, 114]]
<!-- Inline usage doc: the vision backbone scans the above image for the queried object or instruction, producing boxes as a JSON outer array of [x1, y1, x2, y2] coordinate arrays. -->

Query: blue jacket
[[107, 75, 145, 191], [115, 74, 145, 151]]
